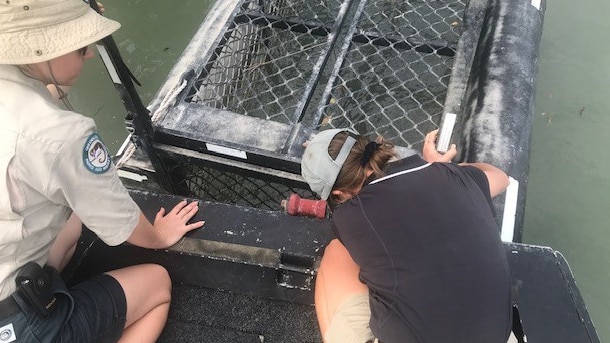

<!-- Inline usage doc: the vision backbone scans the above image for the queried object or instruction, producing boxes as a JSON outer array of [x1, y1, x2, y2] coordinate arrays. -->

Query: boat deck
[[63, 190, 599, 342]]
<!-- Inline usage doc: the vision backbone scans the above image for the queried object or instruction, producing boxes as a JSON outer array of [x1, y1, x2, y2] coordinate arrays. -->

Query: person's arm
[[126, 200, 205, 249], [421, 129, 509, 197], [458, 162, 509, 198]]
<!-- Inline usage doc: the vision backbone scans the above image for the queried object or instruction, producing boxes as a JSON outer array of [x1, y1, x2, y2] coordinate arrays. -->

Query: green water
[[67, 0, 216, 150], [522, 0, 610, 340], [68, 0, 609, 340]]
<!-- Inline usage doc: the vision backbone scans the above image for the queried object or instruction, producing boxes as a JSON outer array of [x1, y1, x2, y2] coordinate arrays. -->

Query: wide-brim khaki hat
[[0, 0, 120, 64]]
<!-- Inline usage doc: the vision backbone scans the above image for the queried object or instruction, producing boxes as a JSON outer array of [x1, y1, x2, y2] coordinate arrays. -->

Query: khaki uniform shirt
[[0, 65, 139, 299]]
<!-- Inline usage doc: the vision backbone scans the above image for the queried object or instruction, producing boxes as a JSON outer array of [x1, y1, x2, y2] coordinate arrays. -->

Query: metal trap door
[[311, 0, 466, 152], [154, 0, 353, 175]]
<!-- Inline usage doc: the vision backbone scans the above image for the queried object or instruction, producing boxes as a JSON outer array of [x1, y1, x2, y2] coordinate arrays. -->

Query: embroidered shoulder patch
[[82, 133, 112, 174]]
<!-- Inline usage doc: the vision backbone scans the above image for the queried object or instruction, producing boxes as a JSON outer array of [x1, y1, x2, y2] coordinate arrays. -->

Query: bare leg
[[106, 264, 172, 343], [47, 212, 82, 271], [315, 239, 368, 338]]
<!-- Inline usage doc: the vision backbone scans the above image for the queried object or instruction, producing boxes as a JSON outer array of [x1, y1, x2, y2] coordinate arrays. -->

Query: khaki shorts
[[324, 294, 518, 343], [324, 293, 378, 343]]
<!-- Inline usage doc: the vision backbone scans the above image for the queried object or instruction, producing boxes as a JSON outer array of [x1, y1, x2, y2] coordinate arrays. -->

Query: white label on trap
[[206, 143, 247, 159], [531, 0, 541, 10]]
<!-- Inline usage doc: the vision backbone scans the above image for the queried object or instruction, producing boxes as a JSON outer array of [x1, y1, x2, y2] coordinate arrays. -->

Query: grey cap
[[301, 128, 358, 200]]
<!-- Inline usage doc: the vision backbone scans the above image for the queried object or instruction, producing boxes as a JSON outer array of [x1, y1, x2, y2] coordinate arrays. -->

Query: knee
[[144, 264, 172, 300], [319, 239, 360, 277], [319, 239, 348, 270], [322, 239, 348, 260], [325, 239, 342, 252]]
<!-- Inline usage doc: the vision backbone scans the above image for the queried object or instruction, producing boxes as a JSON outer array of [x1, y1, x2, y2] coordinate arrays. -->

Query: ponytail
[[327, 132, 397, 206]]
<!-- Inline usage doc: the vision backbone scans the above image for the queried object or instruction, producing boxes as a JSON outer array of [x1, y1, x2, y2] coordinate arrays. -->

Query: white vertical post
[[501, 176, 519, 242]]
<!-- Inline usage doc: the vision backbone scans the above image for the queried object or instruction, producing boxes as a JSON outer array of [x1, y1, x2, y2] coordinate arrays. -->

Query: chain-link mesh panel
[[183, 0, 465, 148], [185, 0, 346, 124], [169, 0, 467, 209], [316, 0, 465, 150], [168, 155, 315, 211]]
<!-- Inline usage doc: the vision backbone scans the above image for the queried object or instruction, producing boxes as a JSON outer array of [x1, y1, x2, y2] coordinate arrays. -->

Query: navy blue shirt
[[332, 155, 511, 343]]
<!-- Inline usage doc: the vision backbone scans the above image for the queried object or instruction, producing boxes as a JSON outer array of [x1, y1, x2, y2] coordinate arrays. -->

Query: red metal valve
[[282, 193, 327, 219]]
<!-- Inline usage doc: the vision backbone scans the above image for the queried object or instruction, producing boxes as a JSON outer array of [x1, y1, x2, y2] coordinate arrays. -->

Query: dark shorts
[[0, 272, 126, 343]]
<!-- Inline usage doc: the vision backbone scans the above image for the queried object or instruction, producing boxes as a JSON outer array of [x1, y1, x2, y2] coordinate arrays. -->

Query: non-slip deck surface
[[158, 283, 321, 343]]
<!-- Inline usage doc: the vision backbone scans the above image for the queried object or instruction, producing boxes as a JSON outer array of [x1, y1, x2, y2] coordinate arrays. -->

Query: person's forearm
[[459, 162, 503, 174], [126, 212, 168, 249], [459, 162, 509, 197]]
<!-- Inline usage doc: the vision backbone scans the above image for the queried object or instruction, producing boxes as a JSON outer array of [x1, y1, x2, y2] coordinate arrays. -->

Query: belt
[[0, 294, 20, 318]]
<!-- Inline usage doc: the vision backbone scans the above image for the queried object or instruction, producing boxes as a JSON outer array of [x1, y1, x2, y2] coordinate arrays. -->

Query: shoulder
[[15, 100, 96, 154], [431, 162, 491, 193], [9, 100, 107, 182], [1, 66, 96, 150]]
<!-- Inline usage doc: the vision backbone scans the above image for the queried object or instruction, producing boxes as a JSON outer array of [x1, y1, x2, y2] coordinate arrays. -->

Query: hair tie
[[361, 141, 380, 166]]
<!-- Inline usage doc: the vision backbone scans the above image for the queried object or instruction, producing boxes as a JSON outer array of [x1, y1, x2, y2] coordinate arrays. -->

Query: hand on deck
[[153, 200, 205, 247], [422, 129, 457, 163]]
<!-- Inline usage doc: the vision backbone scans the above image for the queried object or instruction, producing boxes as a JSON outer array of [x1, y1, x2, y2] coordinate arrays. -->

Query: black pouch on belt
[[15, 262, 57, 316]]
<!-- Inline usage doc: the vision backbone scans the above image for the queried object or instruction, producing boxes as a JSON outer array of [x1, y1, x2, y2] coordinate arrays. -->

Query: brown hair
[[327, 132, 397, 206]]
